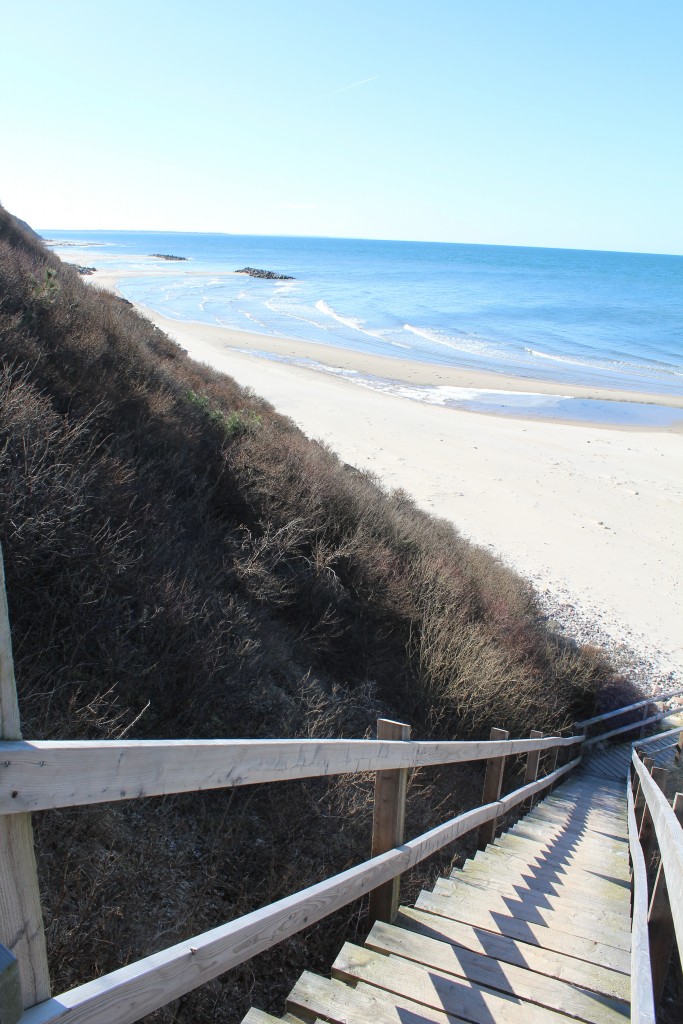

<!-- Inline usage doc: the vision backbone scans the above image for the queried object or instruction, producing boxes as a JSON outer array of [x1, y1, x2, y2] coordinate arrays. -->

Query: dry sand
[[93, 270, 683, 683]]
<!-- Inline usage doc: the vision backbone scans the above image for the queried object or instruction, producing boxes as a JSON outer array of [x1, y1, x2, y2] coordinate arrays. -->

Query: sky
[[1, 0, 682, 253]]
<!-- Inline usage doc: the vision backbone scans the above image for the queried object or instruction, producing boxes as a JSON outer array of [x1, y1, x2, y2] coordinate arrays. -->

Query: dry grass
[[0, 204, 643, 1021]]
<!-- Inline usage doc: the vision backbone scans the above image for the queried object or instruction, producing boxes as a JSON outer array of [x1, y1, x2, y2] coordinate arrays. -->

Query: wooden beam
[[477, 727, 509, 850], [368, 718, 410, 925], [523, 729, 543, 808], [632, 751, 683, 963], [648, 792, 683, 1010], [585, 709, 681, 746], [574, 687, 683, 729], [627, 781, 656, 1024], [19, 755, 579, 1024], [0, 549, 50, 1009], [0, 733, 581, 815], [636, 758, 655, 831], [639, 767, 668, 867]]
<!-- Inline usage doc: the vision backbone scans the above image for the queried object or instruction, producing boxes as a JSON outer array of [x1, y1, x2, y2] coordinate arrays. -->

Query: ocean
[[43, 230, 683, 426]]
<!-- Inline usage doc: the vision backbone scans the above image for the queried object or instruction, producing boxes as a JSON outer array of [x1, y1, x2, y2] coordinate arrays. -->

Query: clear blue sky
[[2, 0, 682, 253]]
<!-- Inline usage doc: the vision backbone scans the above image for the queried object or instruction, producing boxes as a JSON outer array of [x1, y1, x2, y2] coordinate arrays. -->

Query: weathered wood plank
[[478, 727, 509, 849], [648, 792, 683, 1009], [333, 942, 578, 1024], [585, 710, 680, 746], [627, 777, 656, 1024], [574, 688, 683, 728], [0, 735, 581, 814], [437, 875, 629, 929], [415, 890, 631, 972], [457, 859, 630, 905], [495, 833, 630, 876], [513, 817, 628, 844], [430, 878, 630, 950], [365, 920, 629, 1024], [632, 751, 683, 971], [476, 844, 631, 889], [368, 719, 410, 926], [0, 548, 51, 1009], [287, 970, 463, 1024], [398, 907, 630, 1001]]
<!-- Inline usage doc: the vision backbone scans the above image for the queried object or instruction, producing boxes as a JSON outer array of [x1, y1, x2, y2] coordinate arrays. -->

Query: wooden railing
[[2, 537, 681, 1024], [575, 686, 683, 746], [0, 550, 585, 1024], [627, 747, 683, 1023]]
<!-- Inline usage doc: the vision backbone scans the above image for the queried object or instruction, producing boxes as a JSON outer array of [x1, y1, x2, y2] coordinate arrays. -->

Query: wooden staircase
[[243, 774, 631, 1024]]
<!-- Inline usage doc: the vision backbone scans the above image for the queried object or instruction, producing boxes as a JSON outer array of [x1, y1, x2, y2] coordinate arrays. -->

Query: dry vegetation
[[0, 205, 640, 1021]]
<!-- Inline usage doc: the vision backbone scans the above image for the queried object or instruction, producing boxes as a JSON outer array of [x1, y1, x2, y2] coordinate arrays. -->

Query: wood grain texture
[[0, 944, 23, 1024], [398, 906, 630, 1000], [0, 734, 581, 814], [627, 779, 656, 1024], [0, 548, 50, 1008], [648, 792, 683, 1009], [477, 727, 509, 850], [574, 687, 683, 728], [368, 719, 409, 925], [365, 920, 629, 1024], [332, 941, 575, 1024], [632, 752, 683, 968]]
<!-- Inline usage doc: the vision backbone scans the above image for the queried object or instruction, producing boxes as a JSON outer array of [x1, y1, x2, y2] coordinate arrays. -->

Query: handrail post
[[0, 548, 50, 1008], [477, 727, 509, 850], [524, 730, 543, 808], [638, 704, 649, 739], [675, 729, 683, 765], [635, 756, 655, 830], [368, 718, 410, 925], [648, 792, 683, 1010]]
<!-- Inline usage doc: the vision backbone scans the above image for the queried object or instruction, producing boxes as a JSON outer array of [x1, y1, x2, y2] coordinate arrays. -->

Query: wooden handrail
[[631, 752, 683, 954], [0, 733, 583, 815], [18, 755, 580, 1024], [583, 707, 679, 746], [629, 750, 683, 1015], [574, 687, 683, 729], [626, 781, 656, 1024]]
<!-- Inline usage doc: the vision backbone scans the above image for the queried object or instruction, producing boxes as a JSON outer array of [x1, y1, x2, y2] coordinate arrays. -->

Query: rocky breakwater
[[235, 267, 295, 280], [149, 253, 188, 261]]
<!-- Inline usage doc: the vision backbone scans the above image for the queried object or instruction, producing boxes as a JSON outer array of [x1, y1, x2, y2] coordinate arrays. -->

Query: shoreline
[[88, 268, 683, 681], [91, 269, 683, 419]]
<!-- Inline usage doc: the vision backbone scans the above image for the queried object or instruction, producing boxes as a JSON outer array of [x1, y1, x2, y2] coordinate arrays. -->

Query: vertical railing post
[[368, 718, 410, 925], [648, 792, 683, 1010], [674, 730, 683, 765], [638, 704, 649, 739], [635, 756, 655, 830], [0, 547, 51, 1008], [639, 766, 668, 868], [477, 727, 509, 850], [524, 730, 543, 808]]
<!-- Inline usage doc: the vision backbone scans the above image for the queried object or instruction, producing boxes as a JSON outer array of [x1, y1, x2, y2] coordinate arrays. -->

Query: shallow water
[[44, 230, 683, 425]]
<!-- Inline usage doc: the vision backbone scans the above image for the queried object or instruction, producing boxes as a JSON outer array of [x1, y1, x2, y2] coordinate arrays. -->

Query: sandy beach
[[93, 270, 683, 682]]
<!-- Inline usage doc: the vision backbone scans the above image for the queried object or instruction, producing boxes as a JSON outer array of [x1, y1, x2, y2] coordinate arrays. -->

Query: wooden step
[[333, 942, 590, 1024], [449, 865, 630, 918], [430, 878, 630, 950], [415, 889, 631, 972], [288, 970, 470, 1024], [502, 823, 630, 858], [436, 875, 629, 930], [476, 842, 631, 887], [398, 907, 630, 1001], [365, 921, 629, 1024], [494, 833, 630, 876], [512, 817, 628, 845], [465, 854, 629, 905]]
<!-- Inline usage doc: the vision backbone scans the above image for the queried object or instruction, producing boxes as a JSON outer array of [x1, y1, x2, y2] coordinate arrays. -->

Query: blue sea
[[43, 230, 683, 426]]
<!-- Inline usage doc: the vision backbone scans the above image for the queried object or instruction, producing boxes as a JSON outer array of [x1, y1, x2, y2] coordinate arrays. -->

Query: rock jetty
[[149, 253, 188, 261], [235, 267, 294, 280]]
